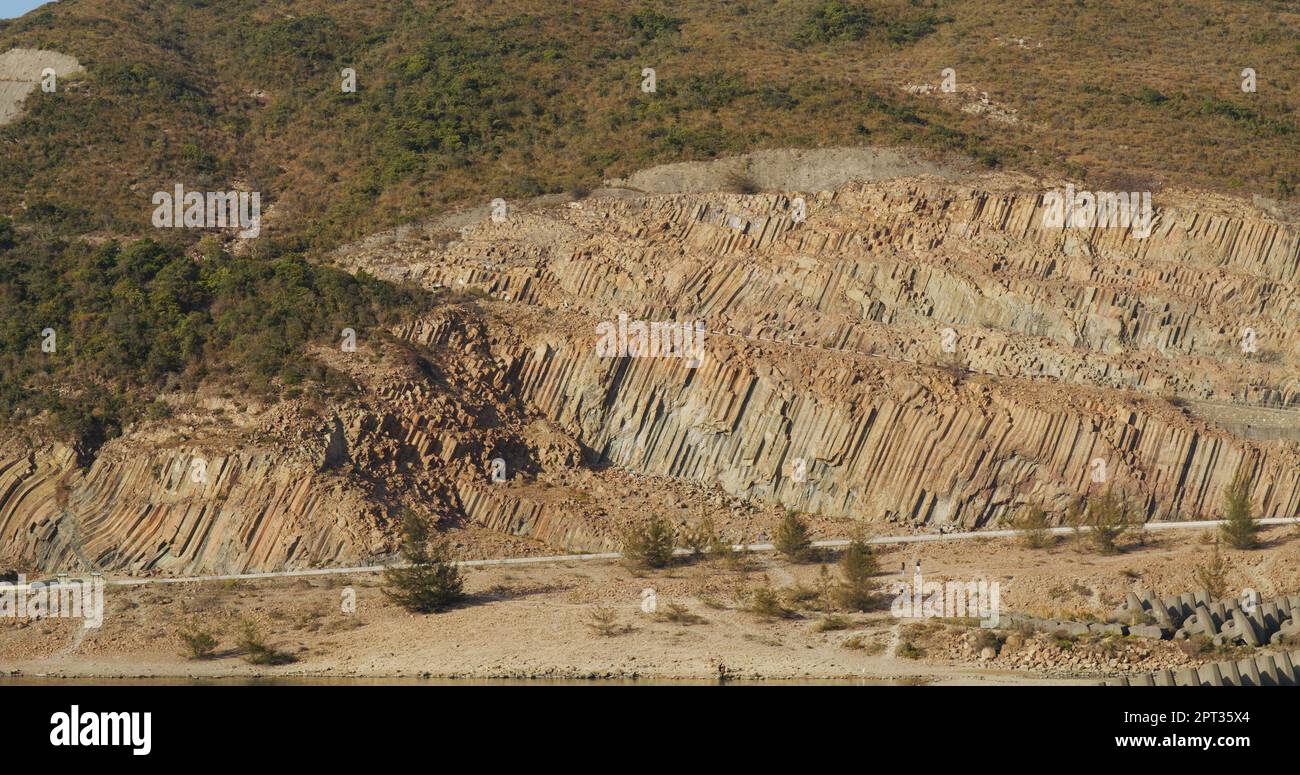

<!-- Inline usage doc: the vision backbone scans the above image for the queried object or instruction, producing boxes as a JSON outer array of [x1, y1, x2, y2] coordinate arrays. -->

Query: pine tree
[[1085, 487, 1131, 555], [1195, 542, 1230, 600], [1013, 500, 1053, 549], [834, 535, 879, 611], [1219, 470, 1259, 550], [774, 509, 813, 561], [621, 516, 676, 569], [383, 511, 464, 613]]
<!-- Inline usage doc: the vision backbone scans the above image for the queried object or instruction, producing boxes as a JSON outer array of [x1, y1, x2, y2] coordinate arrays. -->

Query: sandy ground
[[3, 525, 1297, 684], [604, 146, 969, 193], [336, 144, 973, 252]]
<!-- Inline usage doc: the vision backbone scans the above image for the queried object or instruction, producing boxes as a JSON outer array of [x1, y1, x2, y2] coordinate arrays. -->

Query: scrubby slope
[[2, 0, 1298, 249]]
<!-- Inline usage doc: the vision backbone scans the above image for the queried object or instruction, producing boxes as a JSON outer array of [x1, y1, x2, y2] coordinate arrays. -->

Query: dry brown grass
[[3, 0, 1296, 256]]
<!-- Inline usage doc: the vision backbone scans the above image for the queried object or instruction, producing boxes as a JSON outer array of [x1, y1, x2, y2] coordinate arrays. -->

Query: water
[[0, 675, 904, 686]]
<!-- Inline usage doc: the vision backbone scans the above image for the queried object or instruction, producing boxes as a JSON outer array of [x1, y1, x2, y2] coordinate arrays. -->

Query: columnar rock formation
[[357, 173, 1300, 528], [2, 169, 1297, 574], [0, 442, 385, 574]]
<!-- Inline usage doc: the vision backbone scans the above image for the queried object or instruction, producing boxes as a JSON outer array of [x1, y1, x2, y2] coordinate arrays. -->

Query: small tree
[[834, 534, 879, 611], [814, 564, 835, 610], [1195, 542, 1230, 600], [1066, 498, 1087, 545], [711, 531, 748, 570], [1085, 488, 1131, 555], [178, 626, 218, 660], [1013, 500, 1053, 549], [622, 516, 676, 569], [585, 606, 630, 637], [747, 580, 795, 620], [237, 620, 295, 665], [681, 517, 717, 558], [1219, 470, 1259, 550], [383, 511, 464, 613], [774, 510, 813, 561]]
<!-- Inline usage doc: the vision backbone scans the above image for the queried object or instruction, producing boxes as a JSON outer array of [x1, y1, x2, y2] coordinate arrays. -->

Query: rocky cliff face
[[0, 442, 384, 574], [0, 319, 536, 575], [3, 170, 1297, 574], [360, 172, 1300, 528], [365, 176, 1298, 405], [408, 304, 1300, 530]]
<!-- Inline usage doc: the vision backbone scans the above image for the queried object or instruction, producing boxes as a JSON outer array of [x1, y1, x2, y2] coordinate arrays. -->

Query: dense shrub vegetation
[[3, 0, 1293, 253], [794, 1, 950, 47], [0, 223, 424, 450], [0, 4, 1223, 253]]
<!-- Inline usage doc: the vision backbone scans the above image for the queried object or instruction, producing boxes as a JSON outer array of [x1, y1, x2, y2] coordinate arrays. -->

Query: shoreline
[[5, 528, 1297, 687]]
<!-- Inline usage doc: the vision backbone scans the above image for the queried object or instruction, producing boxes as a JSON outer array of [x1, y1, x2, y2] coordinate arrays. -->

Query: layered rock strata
[[3, 171, 1297, 574]]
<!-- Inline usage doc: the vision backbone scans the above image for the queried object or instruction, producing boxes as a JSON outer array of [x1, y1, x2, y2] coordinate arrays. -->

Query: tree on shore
[[237, 619, 296, 665], [177, 625, 218, 660], [383, 511, 464, 613], [1085, 488, 1131, 555], [1219, 470, 1259, 550], [834, 533, 879, 611], [1012, 499, 1053, 549], [621, 515, 676, 569], [774, 509, 813, 561], [1195, 542, 1230, 600]]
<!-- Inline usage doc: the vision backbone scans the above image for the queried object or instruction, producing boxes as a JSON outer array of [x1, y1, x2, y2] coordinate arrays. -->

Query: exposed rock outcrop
[[2, 170, 1297, 574], [360, 173, 1300, 527]]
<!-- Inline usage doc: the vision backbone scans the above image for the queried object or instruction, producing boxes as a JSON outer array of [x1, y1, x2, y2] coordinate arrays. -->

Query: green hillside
[[4, 0, 1296, 247]]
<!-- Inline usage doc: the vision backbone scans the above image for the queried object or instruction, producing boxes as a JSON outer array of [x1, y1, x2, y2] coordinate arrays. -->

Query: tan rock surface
[[2, 166, 1297, 575]]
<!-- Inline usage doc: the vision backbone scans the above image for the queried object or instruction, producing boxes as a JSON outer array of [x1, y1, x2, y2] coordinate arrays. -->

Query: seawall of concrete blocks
[[1103, 650, 1300, 686]]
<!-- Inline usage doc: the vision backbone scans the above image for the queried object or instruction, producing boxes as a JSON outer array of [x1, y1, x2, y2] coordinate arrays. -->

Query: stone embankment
[[1103, 650, 1300, 686], [995, 587, 1300, 642]]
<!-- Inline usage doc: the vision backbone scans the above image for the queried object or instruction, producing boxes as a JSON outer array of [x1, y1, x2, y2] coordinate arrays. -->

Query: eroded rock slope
[[3, 167, 1298, 574], [348, 172, 1300, 529]]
